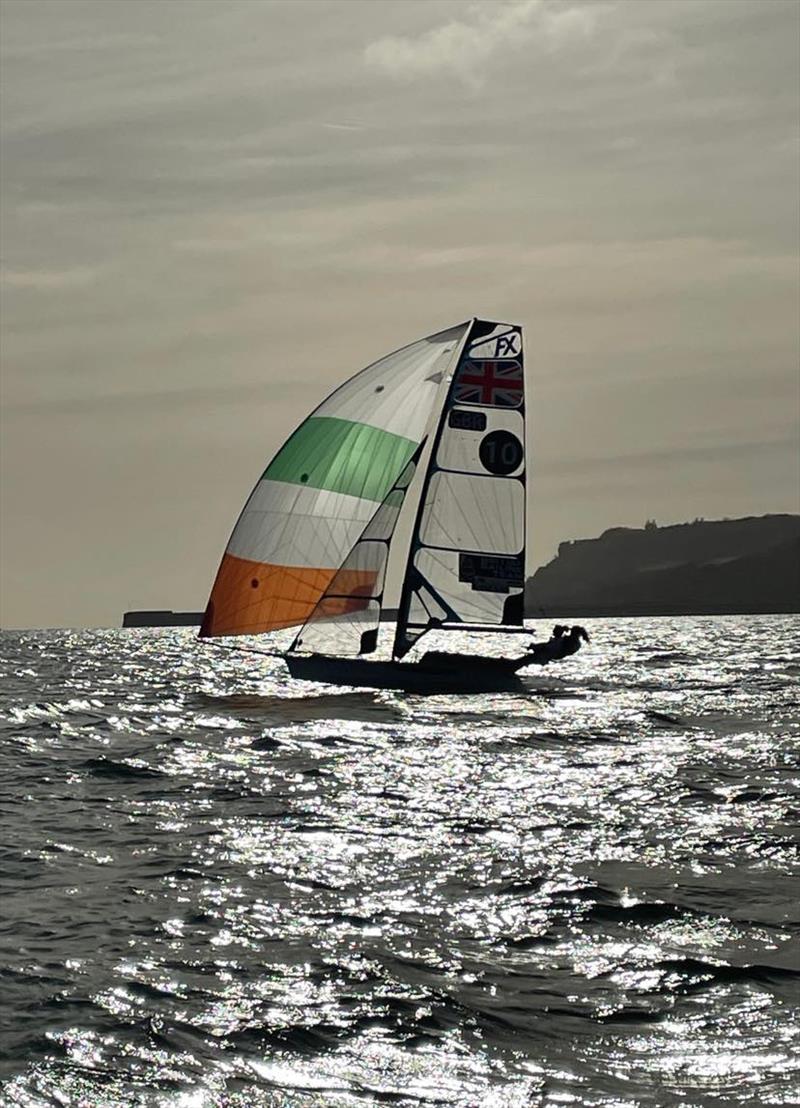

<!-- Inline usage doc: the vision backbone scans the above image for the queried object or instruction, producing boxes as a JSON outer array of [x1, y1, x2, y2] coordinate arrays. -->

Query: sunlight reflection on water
[[0, 617, 798, 1106]]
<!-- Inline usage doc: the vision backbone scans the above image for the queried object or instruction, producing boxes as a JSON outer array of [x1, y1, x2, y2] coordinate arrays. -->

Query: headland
[[525, 514, 799, 617]]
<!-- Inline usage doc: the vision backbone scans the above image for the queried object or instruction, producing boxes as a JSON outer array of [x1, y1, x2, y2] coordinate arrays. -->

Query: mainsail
[[393, 319, 526, 657], [199, 325, 467, 637]]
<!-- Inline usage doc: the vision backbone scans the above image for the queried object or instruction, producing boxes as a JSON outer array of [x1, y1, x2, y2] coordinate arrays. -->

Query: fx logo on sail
[[492, 332, 521, 357]]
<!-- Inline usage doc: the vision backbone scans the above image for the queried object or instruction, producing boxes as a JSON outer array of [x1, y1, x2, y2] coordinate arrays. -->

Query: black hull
[[285, 652, 528, 694]]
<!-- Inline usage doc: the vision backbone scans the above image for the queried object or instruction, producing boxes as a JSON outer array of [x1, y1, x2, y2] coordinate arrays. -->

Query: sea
[[1, 616, 798, 1108]]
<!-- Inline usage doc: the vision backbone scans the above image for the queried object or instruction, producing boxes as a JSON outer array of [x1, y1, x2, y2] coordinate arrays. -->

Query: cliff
[[525, 515, 800, 617]]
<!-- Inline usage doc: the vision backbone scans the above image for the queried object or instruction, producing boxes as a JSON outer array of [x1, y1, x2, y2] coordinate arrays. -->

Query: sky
[[1, 0, 798, 629]]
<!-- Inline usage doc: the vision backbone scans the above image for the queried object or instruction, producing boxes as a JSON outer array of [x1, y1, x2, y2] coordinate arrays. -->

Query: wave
[[197, 691, 405, 726], [647, 956, 800, 992], [582, 900, 687, 925], [81, 757, 162, 780]]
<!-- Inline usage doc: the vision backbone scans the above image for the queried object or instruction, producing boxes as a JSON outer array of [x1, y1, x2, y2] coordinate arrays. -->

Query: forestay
[[199, 324, 467, 637]]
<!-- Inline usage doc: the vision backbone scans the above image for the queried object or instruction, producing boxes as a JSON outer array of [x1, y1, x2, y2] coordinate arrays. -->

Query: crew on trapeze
[[524, 624, 590, 665]]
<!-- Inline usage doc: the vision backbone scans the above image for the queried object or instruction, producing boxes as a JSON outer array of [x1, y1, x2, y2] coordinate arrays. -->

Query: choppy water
[[1, 617, 799, 1107]]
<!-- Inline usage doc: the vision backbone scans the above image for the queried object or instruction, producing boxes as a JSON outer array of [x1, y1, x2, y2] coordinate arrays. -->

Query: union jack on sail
[[453, 360, 523, 408]]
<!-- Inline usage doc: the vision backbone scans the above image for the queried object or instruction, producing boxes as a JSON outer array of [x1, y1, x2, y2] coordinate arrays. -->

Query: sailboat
[[199, 318, 541, 692]]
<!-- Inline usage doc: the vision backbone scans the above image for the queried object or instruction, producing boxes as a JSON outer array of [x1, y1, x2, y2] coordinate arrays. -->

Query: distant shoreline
[[118, 607, 795, 630], [122, 610, 204, 628]]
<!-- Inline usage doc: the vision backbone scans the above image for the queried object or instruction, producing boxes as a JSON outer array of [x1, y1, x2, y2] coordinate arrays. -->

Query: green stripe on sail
[[263, 416, 417, 503]]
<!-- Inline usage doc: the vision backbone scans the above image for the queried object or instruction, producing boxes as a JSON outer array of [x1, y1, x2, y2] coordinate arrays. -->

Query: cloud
[[1, 266, 102, 290], [364, 0, 601, 85]]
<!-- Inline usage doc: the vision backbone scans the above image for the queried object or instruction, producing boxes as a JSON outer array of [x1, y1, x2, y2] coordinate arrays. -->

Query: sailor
[[525, 624, 564, 661], [524, 624, 589, 665], [558, 625, 590, 658]]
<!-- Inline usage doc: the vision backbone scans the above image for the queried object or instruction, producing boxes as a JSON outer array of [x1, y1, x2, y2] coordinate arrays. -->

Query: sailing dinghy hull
[[285, 652, 527, 694]]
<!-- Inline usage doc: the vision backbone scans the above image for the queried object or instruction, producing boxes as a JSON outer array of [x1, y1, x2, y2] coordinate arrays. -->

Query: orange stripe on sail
[[199, 552, 376, 638]]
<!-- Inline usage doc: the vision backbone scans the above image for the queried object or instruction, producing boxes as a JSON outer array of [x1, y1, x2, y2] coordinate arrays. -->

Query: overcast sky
[[1, 0, 798, 629]]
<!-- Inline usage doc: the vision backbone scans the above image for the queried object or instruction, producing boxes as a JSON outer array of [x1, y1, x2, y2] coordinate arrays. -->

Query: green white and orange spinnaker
[[199, 324, 467, 637]]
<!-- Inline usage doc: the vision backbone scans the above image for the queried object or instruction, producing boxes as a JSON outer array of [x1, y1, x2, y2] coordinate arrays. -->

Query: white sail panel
[[294, 602, 381, 658], [419, 474, 523, 555], [227, 483, 375, 569]]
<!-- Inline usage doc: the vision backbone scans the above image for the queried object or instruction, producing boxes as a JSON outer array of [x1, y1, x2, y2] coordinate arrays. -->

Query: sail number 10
[[479, 430, 524, 475]]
